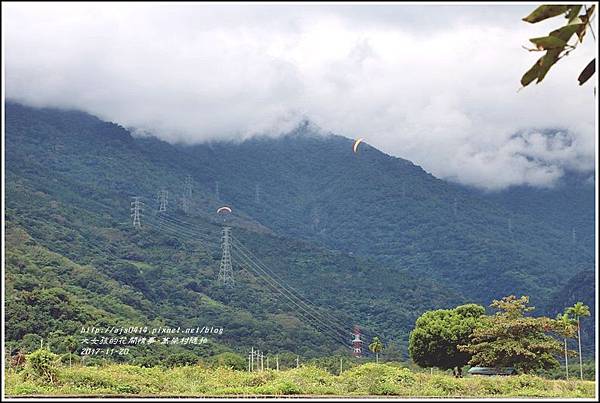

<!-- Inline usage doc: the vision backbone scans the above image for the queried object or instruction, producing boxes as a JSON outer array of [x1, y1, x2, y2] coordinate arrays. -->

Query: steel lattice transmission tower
[[218, 227, 234, 287], [131, 197, 143, 228], [185, 175, 193, 198], [351, 325, 363, 358], [158, 189, 168, 212]]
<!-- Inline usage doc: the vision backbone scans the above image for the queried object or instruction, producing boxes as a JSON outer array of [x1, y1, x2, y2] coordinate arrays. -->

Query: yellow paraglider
[[217, 206, 232, 214], [353, 138, 364, 153]]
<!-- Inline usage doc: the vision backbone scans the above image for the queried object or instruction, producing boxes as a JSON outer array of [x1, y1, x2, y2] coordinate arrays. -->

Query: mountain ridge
[[4, 101, 595, 359]]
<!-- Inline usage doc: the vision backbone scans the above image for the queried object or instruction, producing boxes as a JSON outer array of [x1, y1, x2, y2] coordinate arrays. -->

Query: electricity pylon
[[158, 189, 168, 212], [218, 227, 234, 287], [131, 197, 143, 228]]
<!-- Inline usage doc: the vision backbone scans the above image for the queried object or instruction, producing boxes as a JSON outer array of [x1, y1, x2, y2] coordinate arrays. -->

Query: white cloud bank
[[4, 3, 597, 190]]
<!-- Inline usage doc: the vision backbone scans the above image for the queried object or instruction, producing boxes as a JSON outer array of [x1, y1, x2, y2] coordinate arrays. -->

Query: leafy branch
[[521, 4, 596, 87]]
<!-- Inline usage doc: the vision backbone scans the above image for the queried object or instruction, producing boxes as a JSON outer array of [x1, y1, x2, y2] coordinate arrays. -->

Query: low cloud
[[4, 3, 596, 190]]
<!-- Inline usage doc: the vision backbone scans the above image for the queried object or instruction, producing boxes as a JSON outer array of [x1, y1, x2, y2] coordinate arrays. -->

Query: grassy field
[[4, 363, 596, 398]]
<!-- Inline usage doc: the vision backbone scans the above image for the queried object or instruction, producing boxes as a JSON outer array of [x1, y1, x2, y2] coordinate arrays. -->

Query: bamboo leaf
[[549, 23, 584, 42], [566, 5, 583, 22], [537, 49, 562, 83], [529, 35, 567, 50], [522, 5, 570, 23], [521, 58, 543, 87], [578, 59, 595, 85]]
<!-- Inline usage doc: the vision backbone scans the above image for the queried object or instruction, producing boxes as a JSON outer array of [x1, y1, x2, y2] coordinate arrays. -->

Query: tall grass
[[4, 363, 596, 397]]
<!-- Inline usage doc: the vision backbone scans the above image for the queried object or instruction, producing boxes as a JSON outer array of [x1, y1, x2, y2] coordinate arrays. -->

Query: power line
[[231, 242, 352, 345], [123, 193, 374, 346], [231, 236, 368, 340], [153, 214, 214, 242], [149, 212, 372, 343], [145, 216, 212, 251], [230, 245, 349, 343], [144, 209, 356, 342], [231, 247, 349, 349]]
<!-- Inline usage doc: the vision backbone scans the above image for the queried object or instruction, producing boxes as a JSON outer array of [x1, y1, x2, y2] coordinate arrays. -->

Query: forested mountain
[[165, 124, 593, 306], [4, 103, 462, 362], [4, 102, 595, 361], [545, 270, 595, 355]]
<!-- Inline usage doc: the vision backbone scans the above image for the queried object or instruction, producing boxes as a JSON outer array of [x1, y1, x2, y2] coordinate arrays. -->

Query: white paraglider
[[353, 138, 365, 153]]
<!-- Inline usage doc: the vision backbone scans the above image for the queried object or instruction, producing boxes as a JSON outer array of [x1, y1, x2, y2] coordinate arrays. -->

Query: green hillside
[[5, 103, 464, 361], [4, 102, 595, 360], [165, 126, 593, 306]]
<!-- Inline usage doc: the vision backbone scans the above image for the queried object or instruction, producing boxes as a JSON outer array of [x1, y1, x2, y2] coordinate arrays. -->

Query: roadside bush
[[427, 375, 465, 395], [341, 363, 415, 395], [273, 379, 301, 395], [25, 349, 60, 384]]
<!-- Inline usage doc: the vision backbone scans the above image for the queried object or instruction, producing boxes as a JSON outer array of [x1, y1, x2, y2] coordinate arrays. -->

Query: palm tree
[[368, 337, 383, 364], [555, 312, 577, 380], [64, 336, 78, 368], [566, 302, 591, 380]]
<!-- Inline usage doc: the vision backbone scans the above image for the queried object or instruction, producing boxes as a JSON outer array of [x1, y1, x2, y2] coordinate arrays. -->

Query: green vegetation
[[368, 337, 383, 364], [5, 102, 468, 360], [4, 362, 594, 397], [23, 349, 60, 384], [409, 304, 485, 375], [459, 296, 563, 373], [4, 102, 596, 391], [544, 270, 595, 356], [521, 4, 596, 87], [554, 312, 578, 380], [409, 296, 594, 381], [566, 302, 592, 379]]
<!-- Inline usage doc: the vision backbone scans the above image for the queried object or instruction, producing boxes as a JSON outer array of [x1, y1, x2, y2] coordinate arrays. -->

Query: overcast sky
[[4, 3, 597, 190]]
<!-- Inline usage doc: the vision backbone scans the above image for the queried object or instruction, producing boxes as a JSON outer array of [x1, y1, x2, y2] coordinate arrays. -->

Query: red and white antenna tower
[[352, 325, 363, 358]]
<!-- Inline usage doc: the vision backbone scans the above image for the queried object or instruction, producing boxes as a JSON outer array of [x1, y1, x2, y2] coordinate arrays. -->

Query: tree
[[566, 302, 591, 380], [409, 304, 485, 377], [209, 352, 246, 371], [163, 351, 200, 367], [459, 295, 563, 373], [553, 312, 577, 380], [381, 340, 404, 362], [521, 4, 596, 87], [368, 337, 384, 364]]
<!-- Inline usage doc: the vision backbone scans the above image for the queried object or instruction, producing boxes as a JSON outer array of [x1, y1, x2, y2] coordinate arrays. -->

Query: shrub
[[274, 380, 301, 395], [209, 352, 246, 371], [25, 349, 60, 384], [163, 352, 200, 367], [341, 363, 415, 395], [428, 375, 465, 395]]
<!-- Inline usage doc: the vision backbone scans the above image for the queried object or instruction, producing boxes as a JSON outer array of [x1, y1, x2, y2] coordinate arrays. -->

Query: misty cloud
[[4, 3, 596, 190]]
